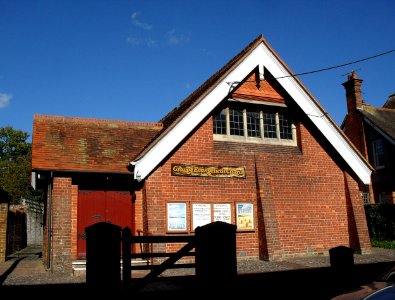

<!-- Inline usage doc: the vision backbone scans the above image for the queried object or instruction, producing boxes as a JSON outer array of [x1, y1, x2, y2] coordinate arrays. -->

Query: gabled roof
[[32, 114, 162, 173], [130, 34, 372, 184], [359, 105, 395, 144]]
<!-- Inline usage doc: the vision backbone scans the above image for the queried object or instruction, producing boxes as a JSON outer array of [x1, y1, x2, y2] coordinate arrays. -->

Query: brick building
[[31, 34, 373, 274], [341, 71, 395, 204]]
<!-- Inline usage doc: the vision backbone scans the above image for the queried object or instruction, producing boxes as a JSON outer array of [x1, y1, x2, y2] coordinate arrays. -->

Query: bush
[[365, 204, 395, 241], [371, 239, 395, 249]]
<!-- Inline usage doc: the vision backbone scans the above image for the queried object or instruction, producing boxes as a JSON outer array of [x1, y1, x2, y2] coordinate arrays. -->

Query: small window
[[279, 113, 293, 140], [372, 139, 385, 168], [378, 192, 387, 204], [247, 111, 260, 137], [229, 109, 244, 136], [213, 109, 226, 135], [361, 192, 370, 205], [263, 112, 277, 138]]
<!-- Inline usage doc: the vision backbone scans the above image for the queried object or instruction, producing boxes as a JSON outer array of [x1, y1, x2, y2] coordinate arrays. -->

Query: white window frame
[[213, 106, 297, 146], [361, 192, 370, 205]]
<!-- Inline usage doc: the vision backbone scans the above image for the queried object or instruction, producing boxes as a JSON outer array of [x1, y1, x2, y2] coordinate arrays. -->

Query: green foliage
[[0, 126, 43, 204], [365, 204, 395, 241], [371, 239, 395, 249], [0, 126, 30, 161]]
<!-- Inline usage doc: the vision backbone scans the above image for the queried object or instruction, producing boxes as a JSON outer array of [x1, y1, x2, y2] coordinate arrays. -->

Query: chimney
[[342, 71, 363, 113], [383, 93, 395, 109]]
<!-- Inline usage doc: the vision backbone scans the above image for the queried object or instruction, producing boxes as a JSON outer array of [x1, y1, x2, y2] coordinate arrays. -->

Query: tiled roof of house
[[359, 105, 395, 141], [31, 114, 162, 173]]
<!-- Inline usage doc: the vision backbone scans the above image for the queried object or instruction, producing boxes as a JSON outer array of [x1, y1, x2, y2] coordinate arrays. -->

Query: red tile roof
[[31, 114, 162, 173]]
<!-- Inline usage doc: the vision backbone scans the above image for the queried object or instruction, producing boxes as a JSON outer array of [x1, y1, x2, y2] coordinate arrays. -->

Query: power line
[[275, 49, 395, 79], [227, 48, 395, 87]]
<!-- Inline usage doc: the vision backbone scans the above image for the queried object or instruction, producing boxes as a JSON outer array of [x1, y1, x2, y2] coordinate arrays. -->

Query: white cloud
[[131, 12, 152, 30], [126, 36, 157, 47], [165, 29, 190, 46], [0, 93, 12, 109]]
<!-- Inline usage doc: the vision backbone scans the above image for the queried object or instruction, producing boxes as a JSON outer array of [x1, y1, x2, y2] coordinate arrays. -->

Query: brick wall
[[0, 201, 8, 262], [71, 184, 78, 260], [51, 177, 73, 273], [143, 115, 371, 260]]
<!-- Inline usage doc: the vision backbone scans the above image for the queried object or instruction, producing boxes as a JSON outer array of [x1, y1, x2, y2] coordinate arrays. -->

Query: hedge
[[364, 204, 395, 241]]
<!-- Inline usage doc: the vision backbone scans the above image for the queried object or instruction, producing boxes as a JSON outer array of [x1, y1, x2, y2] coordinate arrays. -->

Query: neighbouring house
[[31, 34, 373, 275], [341, 71, 395, 204]]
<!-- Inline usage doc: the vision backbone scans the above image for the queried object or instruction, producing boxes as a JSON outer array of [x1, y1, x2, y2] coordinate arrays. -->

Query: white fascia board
[[133, 46, 265, 181], [133, 43, 371, 184], [258, 45, 371, 184]]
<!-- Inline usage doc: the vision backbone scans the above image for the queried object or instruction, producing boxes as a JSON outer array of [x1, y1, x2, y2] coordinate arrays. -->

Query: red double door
[[77, 190, 133, 259]]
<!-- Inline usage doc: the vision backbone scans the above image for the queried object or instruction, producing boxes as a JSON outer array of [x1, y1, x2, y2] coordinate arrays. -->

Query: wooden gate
[[77, 190, 133, 259]]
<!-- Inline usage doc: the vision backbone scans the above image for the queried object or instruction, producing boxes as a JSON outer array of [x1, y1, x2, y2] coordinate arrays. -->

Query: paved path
[[0, 245, 394, 299]]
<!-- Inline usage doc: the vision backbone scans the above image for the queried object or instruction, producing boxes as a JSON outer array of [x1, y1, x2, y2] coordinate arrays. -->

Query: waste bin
[[329, 245, 354, 270], [195, 221, 237, 286], [85, 222, 122, 291]]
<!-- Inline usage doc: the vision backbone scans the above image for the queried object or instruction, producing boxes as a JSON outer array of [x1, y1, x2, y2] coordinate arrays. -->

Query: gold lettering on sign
[[171, 164, 246, 178]]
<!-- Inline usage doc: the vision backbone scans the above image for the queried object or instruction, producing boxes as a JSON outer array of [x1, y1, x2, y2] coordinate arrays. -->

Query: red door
[[77, 190, 133, 259]]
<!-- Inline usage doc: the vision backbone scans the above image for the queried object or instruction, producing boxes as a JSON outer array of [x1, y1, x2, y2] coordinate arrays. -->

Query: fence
[[85, 221, 237, 292]]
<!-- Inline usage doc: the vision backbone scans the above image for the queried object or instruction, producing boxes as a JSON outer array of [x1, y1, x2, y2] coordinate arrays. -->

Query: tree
[[0, 126, 43, 204]]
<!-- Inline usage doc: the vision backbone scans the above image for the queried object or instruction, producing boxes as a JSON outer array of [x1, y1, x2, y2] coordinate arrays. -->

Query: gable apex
[[130, 35, 372, 185], [230, 68, 286, 104]]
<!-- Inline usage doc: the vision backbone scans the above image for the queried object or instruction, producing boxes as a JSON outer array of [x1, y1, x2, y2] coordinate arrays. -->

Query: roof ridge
[[362, 105, 395, 112], [33, 114, 163, 128]]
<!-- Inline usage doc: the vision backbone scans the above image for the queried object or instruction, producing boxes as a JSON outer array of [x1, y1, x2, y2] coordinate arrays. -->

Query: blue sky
[[1, 0, 394, 142]]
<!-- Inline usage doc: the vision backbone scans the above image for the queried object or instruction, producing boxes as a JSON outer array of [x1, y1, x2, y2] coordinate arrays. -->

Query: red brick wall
[[71, 184, 78, 260], [143, 116, 371, 260], [51, 177, 73, 273], [0, 202, 8, 262], [42, 184, 49, 268]]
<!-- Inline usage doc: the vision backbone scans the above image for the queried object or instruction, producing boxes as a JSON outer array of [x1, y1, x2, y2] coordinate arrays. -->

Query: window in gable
[[263, 112, 277, 138], [279, 113, 293, 139], [213, 104, 296, 146], [229, 109, 244, 136], [246, 111, 260, 137], [372, 139, 385, 169], [213, 109, 227, 135]]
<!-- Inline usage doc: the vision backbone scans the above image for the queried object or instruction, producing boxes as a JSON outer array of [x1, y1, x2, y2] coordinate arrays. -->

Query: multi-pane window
[[263, 113, 277, 138], [247, 111, 260, 137], [229, 109, 244, 136], [279, 113, 293, 139], [213, 109, 227, 135], [361, 192, 370, 205], [213, 106, 296, 145], [372, 139, 385, 168]]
